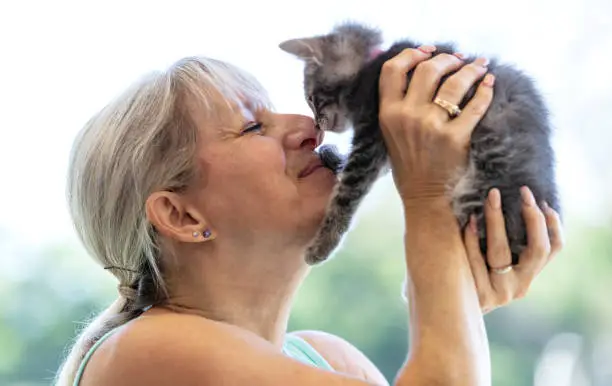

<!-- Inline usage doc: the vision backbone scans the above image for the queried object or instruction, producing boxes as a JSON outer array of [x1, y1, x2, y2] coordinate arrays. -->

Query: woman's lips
[[298, 161, 325, 178]]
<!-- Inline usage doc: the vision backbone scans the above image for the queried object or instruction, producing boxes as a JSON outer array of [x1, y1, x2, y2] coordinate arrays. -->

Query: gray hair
[[55, 56, 271, 386]]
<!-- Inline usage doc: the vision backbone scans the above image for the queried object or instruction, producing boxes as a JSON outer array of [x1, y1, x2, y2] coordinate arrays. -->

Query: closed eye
[[242, 122, 263, 135]]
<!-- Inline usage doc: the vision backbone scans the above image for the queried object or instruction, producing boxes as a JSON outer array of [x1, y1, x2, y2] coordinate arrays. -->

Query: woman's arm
[[398, 197, 490, 386], [376, 46, 564, 385], [288, 197, 562, 386], [375, 46, 496, 386]]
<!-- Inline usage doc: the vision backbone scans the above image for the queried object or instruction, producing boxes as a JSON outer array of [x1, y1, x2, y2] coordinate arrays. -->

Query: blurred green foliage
[[1, 181, 611, 385]]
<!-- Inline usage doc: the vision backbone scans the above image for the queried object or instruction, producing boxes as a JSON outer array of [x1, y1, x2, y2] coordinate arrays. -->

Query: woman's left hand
[[464, 186, 564, 314]]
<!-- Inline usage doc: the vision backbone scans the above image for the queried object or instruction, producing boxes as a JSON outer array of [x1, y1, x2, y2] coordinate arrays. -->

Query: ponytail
[[54, 297, 136, 386], [55, 261, 163, 386]]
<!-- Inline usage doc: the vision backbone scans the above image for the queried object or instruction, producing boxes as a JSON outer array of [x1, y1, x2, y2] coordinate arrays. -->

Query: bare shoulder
[[81, 310, 382, 386], [291, 330, 389, 386], [80, 310, 247, 385]]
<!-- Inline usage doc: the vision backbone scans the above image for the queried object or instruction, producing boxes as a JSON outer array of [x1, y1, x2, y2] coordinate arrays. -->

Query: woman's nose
[[281, 114, 324, 151]]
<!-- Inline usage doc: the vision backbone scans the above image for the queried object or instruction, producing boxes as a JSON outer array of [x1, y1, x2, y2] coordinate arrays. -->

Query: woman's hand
[[378, 46, 495, 204], [464, 186, 565, 313]]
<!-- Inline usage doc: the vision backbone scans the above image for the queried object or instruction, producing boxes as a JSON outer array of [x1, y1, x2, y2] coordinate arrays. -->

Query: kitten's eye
[[242, 122, 263, 135]]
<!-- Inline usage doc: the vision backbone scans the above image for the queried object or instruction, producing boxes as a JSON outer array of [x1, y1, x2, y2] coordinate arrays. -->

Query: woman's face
[[185, 93, 338, 250]]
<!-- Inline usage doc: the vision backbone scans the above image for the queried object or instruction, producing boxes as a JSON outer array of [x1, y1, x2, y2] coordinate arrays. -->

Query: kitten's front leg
[[305, 134, 388, 265]]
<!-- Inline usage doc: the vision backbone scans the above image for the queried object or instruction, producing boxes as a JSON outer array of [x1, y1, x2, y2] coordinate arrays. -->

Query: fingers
[[466, 188, 563, 314], [517, 187, 551, 275], [379, 46, 435, 106], [404, 53, 465, 106], [498, 187, 554, 301], [464, 215, 493, 310], [483, 188, 516, 297], [448, 73, 495, 139], [432, 57, 489, 122], [484, 189, 512, 269], [542, 202, 564, 262]]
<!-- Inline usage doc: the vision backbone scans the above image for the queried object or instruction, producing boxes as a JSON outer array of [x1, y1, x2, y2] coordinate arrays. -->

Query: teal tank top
[[73, 327, 333, 385]]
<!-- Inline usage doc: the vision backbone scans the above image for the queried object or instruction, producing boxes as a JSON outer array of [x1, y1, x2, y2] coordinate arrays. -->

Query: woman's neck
[[162, 243, 310, 347]]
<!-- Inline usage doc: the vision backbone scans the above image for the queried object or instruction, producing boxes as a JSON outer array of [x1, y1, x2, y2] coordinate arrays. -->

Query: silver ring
[[433, 97, 462, 118], [490, 264, 513, 275]]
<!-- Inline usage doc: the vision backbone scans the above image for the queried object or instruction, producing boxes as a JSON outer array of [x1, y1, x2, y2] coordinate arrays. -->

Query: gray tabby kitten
[[280, 22, 560, 266]]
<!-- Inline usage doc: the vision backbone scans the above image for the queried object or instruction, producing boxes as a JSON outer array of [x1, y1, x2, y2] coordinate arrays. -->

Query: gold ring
[[433, 97, 461, 118], [490, 264, 513, 275]]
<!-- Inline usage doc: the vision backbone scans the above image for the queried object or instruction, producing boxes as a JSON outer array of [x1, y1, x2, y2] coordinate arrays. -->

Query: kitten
[[281, 22, 560, 266]]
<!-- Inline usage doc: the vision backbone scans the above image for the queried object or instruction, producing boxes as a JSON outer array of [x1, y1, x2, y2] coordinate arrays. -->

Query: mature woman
[[56, 46, 562, 386]]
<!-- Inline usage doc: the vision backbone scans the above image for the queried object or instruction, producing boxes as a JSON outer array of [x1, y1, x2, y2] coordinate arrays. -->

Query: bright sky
[[1, 0, 610, 248]]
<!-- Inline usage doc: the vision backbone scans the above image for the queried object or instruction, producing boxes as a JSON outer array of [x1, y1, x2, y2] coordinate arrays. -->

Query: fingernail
[[454, 52, 466, 60], [488, 188, 501, 209], [470, 214, 478, 233], [418, 45, 436, 53], [521, 186, 536, 206], [483, 73, 495, 87], [541, 200, 551, 212], [474, 57, 489, 67]]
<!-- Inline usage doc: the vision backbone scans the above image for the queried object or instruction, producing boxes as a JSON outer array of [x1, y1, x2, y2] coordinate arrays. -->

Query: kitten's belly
[[451, 162, 479, 226]]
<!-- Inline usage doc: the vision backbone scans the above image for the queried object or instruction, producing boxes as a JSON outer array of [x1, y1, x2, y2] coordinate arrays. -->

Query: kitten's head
[[279, 22, 383, 133]]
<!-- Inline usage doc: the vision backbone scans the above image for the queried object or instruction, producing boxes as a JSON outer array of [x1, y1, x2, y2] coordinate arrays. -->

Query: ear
[[279, 37, 324, 65], [145, 191, 215, 243]]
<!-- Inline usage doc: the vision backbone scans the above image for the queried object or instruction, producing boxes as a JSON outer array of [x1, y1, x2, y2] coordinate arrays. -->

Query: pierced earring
[[192, 231, 200, 238], [202, 229, 212, 239]]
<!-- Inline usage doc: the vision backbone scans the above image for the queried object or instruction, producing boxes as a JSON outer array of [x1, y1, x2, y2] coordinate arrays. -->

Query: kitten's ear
[[279, 37, 324, 65]]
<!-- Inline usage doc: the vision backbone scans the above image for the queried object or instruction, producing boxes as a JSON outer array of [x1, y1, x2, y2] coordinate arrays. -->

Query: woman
[[56, 46, 563, 386]]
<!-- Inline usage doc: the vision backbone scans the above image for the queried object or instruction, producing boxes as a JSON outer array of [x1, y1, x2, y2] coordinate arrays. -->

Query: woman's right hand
[[378, 46, 495, 205]]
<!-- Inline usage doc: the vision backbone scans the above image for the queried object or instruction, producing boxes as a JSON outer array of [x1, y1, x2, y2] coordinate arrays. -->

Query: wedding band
[[489, 264, 513, 275], [433, 97, 462, 118]]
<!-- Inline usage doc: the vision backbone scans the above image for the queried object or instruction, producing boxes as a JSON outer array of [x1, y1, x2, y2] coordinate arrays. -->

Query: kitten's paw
[[305, 242, 331, 265], [318, 144, 346, 174], [304, 227, 341, 265]]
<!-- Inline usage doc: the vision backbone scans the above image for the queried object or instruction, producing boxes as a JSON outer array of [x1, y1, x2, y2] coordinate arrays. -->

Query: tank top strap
[[72, 327, 122, 386], [282, 333, 334, 371]]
